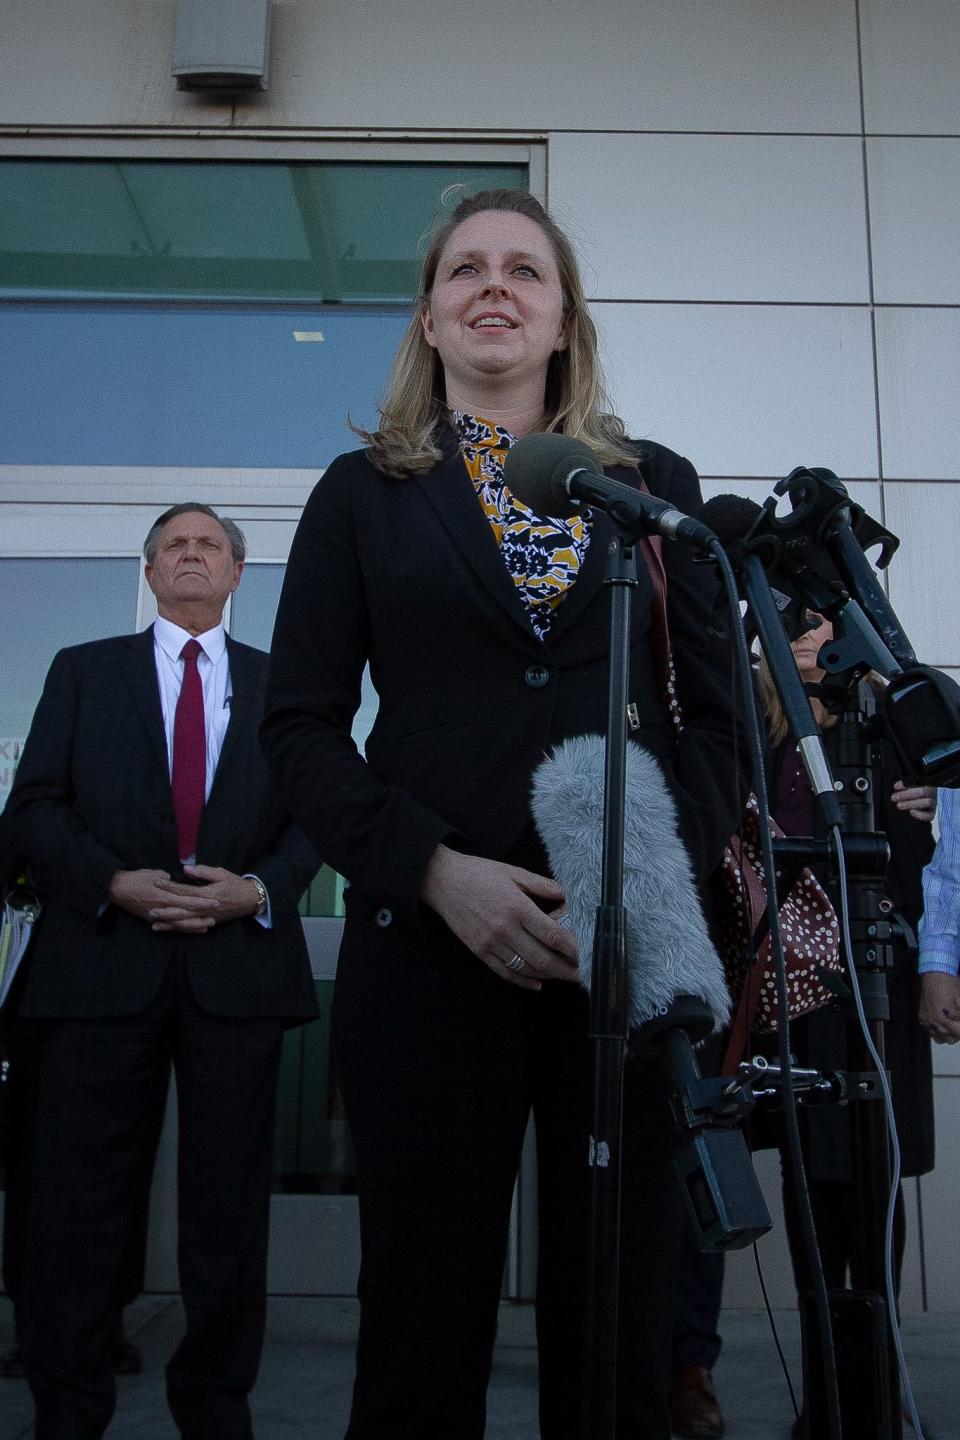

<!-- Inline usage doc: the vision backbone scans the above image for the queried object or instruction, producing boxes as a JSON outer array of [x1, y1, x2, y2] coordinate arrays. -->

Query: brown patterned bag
[[715, 795, 842, 1053]]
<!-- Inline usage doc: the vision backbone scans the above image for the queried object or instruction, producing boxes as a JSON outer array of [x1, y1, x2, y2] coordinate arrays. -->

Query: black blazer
[[6, 628, 318, 1023], [262, 434, 746, 923]]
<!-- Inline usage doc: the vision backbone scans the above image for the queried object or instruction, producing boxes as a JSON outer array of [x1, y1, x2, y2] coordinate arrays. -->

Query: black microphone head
[[699, 493, 764, 550], [503, 432, 600, 516]]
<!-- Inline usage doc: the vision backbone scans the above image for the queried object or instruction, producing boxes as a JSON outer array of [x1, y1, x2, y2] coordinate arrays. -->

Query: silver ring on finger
[[504, 952, 527, 973]]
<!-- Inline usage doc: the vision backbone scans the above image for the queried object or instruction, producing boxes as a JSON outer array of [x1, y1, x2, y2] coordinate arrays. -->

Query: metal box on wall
[[173, 0, 271, 91]]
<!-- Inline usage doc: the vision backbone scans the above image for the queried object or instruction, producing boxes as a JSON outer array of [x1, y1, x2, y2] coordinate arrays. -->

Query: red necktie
[[172, 638, 206, 862]]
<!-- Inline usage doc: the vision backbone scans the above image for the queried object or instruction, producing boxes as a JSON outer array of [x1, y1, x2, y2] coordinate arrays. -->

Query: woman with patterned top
[[262, 189, 746, 1440]]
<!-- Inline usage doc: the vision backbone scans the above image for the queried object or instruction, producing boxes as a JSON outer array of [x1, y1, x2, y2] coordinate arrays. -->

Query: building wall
[[1, 0, 958, 1311]]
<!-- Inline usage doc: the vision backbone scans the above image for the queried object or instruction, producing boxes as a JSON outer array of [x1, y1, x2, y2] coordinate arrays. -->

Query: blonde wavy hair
[[355, 188, 640, 476]]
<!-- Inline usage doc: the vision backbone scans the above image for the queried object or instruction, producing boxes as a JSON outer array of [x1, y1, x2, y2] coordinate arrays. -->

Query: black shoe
[[0, 1344, 25, 1379], [669, 1364, 725, 1438]]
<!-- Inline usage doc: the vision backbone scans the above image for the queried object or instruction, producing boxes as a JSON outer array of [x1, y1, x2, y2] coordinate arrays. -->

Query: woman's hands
[[890, 781, 937, 822], [419, 843, 579, 990]]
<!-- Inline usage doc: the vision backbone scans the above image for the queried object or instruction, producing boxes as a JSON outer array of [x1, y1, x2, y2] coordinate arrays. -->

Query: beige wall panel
[[875, 311, 960, 482], [551, 135, 869, 303], [0, 0, 232, 127], [723, 1153, 926, 1314], [700, 479, 881, 533], [868, 139, 960, 305], [882, 487, 960, 670], [721, 1155, 926, 1312], [919, 1079, 960, 1311], [898, 1179, 925, 1314], [723, 1148, 794, 1310], [860, 0, 960, 135], [594, 303, 877, 481], [242, 0, 861, 133]]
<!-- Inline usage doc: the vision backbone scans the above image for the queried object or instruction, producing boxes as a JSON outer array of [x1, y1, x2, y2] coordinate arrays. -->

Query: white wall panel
[[551, 135, 868, 303], [595, 303, 877, 480], [860, 0, 960, 135], [868, 140, 960, 304], [700, 479, 881, 533], [721, 1157, 925, 1313], [882, 487, 960, 669], [875, 311, 960, 481], [919, 1080, 960, 1311], [241, 0, 861, 134], [0, 0, 231, 127], [723, 1149, 794, 1310]]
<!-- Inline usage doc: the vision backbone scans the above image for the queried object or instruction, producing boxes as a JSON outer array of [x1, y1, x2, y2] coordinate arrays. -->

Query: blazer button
[[375, 907, 393, 927], [524, 664, 550, 689]]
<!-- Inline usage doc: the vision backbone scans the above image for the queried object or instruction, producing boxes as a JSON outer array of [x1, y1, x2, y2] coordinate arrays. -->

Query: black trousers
[[2, 1010, 147, 1346], [334, 904, 682, 1440], [669, 1218, 724, 1373], [20, 956, 283, 1440]]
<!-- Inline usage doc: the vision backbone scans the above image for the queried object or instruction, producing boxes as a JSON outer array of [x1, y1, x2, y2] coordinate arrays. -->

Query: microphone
[[530, 733, 730, 1032], [532, 733, 772, 1250], [701, 494, 842, 829], [779, 467, 917, 669], [503, 433, 716, 547]]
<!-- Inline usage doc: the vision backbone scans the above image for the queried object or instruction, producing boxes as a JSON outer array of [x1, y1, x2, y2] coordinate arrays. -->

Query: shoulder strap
[[632, 476, 674, 699]]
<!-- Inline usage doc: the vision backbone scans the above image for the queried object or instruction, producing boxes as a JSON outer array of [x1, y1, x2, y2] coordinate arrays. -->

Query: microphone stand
[[795, 678, 904, 1440], [582, 529, 635, 1440], [582, 527, 772, 1440]]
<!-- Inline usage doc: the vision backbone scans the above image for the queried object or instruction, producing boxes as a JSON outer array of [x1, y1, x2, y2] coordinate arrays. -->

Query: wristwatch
[[246, 875, 268, 918]]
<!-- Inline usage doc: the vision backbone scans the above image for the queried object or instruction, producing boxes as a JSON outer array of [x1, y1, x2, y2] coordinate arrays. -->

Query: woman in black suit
[[262, 189, 746, 1440]]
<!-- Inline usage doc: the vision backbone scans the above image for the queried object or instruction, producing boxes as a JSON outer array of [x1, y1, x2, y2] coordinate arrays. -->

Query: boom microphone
[[530, 733, 730, 1031], [503, 433, 716, 547], [532, 734, 772, 1251]]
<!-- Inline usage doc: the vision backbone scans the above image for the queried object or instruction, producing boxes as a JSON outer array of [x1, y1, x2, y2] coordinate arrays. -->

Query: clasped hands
[[107, 865, 261, 933], [419, 844, 579, 990]]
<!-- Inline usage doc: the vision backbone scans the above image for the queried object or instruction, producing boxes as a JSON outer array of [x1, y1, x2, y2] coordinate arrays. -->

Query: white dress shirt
[[153, 616, 232, 800], [151, 618, 270, 926]]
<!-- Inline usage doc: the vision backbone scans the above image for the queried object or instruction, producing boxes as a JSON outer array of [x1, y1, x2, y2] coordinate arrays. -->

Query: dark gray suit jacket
[[7, 628, 318, 1023]]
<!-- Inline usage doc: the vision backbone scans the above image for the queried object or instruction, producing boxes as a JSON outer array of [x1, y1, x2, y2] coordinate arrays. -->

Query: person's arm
[[261, 456, 459, 923], [261, 456, 576, 981], [918, 787, 960, 1042], [7, 649, 137, 916]]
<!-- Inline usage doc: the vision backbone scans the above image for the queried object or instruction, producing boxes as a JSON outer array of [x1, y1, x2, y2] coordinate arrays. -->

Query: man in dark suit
[[6, 503, 318, 1440]]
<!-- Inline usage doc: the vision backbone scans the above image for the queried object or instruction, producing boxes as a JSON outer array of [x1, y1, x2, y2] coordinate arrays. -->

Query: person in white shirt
[[918, 785, 960, 1044]]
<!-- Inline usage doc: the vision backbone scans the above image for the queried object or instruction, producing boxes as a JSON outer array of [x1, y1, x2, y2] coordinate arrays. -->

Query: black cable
[[752, 1239, 801, 1420]]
